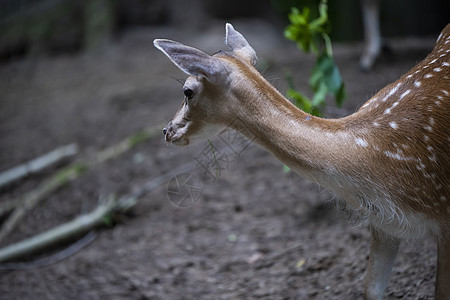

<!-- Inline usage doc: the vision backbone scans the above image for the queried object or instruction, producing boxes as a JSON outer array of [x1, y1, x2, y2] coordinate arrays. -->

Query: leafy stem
[[284, 0, 346, 116]]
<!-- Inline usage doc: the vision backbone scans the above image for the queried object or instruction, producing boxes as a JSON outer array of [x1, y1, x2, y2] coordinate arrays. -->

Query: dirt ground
[[0, 20, 440, 299]]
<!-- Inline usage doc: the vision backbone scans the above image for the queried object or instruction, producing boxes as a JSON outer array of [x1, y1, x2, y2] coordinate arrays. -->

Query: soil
[[0, 20, 439, 299]]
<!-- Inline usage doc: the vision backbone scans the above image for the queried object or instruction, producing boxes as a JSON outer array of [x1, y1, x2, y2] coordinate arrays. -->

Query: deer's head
[[154, 23, 257, 145]]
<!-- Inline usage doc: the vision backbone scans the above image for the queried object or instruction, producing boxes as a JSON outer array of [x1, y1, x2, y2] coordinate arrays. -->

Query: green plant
[[284, 0, 346, 116]]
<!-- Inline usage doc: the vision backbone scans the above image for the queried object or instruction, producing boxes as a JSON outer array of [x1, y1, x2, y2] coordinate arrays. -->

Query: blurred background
[[0, 0, 449, 58], [0, 1, 448, 299]]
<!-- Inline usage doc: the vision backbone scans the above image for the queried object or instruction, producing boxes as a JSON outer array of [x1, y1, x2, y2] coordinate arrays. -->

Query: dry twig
[[0, 159, 196, 264], [0, 196, 122, 263], [0, 124, 163, 242], [0, 143, 79, 189]]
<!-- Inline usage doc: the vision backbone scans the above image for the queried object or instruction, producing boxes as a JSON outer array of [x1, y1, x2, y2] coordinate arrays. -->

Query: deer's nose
[[163, 127, 167, 135]]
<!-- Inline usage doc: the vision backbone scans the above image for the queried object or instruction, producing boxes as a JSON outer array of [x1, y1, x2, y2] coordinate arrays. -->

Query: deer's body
[[155, 24, 450, 299]]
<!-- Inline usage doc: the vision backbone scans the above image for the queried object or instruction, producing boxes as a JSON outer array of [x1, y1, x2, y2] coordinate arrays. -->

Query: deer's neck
[[229, 70, 356, 192]]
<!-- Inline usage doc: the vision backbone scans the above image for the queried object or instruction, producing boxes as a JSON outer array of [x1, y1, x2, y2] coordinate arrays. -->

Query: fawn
[[154, 23, 450, 299]]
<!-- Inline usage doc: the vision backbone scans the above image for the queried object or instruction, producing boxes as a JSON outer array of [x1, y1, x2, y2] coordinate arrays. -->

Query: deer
[[360, 0, 382, 71], [154, 23, 450, 299]]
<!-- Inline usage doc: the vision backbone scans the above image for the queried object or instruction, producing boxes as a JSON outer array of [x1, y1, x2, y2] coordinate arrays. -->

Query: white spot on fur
[[373, 122, 380, 127], [442, 90, 449, 96], [382, 83, 401, 102], [362, 97, 378, 108], [429, 117, 435, 125], [389, 122, 398, 130], [384, 102, 399, 114], [414, 81, 421, 87], [443, 62, 450, 67], [424, 74, 433, 78], [355, 137, 369, 148], [399, 90, 411, 100], [384, 151, 409, 161], [434, 67, 442, 72], [423, 125, 433, 132], [416, 161, 426, 170]]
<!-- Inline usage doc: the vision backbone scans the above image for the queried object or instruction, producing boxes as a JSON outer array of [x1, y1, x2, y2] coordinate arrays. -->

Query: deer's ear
[[154, 39, 226, 84], [225, 23, 257, 66]]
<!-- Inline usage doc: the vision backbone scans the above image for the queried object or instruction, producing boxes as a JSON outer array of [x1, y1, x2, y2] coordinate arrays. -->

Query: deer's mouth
[[164, 122, 190, 146], [168, 135, 189, 146]]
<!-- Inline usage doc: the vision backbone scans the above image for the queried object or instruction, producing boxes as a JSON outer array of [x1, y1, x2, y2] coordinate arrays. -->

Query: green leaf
[[284, 0, 346, 115], [102, 215, 114, 227], [310, 54, 331, 88], [310, 107, 321, 117], [335, 82, 346, 107], [284, 1, 331, 55], [310, 1, 329, 30], [328, 65, 342, 93], [287, 88, 312, 112], [285, 7, 316, 54], [309, 54, 346, 106], [311, 82, 327, 107]]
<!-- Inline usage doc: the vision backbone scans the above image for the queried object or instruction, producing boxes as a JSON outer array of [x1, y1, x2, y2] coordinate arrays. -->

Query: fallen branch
[[0, 160, 196, 264], [0, 123, 164, 242], [0, 196, 126, 263], [0, 231, 97, 270], [0, 199, 23, 217], [0, 143, 79, 188], [0, 164, 86, 241]]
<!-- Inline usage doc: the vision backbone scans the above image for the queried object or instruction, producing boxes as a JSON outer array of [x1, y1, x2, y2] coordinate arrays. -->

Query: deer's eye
[[183, 89, 194, 99]]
